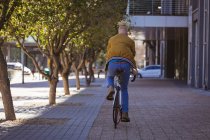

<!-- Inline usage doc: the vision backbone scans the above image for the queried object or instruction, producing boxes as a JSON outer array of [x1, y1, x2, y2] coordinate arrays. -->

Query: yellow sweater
[[106, 34, 136, 68]]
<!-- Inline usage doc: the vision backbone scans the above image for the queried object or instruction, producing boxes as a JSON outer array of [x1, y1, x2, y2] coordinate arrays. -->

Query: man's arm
[[130, 40, 136, 56]]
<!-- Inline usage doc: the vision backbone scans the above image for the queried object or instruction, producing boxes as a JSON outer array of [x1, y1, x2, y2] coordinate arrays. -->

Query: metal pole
[[155, 27, 159, 64], [21, 49, 24, 84], [126, 0, 130, 15], [160, 27, 165, 79]]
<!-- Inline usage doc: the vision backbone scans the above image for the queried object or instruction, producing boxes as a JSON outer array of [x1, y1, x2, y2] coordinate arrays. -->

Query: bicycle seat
[[116, 69, 124, 74]]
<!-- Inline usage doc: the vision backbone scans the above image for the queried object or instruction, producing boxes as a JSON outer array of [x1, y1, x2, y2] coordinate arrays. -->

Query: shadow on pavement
[[0, 77, 106, 140], [130, 78, 188, 88]]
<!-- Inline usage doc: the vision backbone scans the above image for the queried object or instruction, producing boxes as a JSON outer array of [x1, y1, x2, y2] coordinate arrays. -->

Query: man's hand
[[132, 68, 138, 76]]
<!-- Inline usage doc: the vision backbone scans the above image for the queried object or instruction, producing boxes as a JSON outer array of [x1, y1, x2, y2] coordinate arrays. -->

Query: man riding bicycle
[[105, 20, 137, 122]]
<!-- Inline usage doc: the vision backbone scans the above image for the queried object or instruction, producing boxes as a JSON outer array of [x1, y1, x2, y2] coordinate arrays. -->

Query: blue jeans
[[107, 61, 131, 112]]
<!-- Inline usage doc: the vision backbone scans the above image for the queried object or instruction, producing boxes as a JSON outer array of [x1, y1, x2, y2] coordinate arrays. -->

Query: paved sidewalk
[[88, 79, 210, 140], [0, 76, 106, 140], [1, 78, 210, 140]]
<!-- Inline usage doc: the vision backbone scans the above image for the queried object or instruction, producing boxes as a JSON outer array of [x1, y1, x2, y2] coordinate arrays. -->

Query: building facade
[[188, 0, 210, 89], [127, 0, 189, 80]]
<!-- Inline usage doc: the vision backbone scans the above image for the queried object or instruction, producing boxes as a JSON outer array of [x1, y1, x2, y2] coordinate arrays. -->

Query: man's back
[[106, 34, 135, 67]]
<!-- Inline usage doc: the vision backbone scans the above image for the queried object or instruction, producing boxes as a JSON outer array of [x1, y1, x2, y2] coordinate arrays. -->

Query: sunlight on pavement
[[0, 73, 90, 120]]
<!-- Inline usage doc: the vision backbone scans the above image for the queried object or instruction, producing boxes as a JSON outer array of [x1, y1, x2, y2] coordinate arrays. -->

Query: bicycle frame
[[112, 69, 136, 129], [113, 71, 122, 129], [114, 73, 122, 106]]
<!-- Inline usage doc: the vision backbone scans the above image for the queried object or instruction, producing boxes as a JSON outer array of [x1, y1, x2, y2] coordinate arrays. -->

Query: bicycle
[[113, 69, 136, 129]]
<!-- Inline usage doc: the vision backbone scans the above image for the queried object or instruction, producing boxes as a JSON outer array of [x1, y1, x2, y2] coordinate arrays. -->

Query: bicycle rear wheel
[[113, 91, 121, 128], [113, 108, 121, 128]]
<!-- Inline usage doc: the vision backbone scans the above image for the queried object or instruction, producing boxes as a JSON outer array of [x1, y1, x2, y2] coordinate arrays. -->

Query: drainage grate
[[75, 93, 94, 97], [90, 84, 101, 87], [57, 102, 83, 106]]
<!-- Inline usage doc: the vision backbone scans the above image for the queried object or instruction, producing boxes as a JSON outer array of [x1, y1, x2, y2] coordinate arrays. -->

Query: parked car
[[7, 62, 31, 75], [137, 65, 161, 78]]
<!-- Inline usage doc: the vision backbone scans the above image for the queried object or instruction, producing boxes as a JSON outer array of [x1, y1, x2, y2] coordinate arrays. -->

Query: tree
[[9, 0, 108, 104], [0, 0, 20, 120], [59, 47, 73, 95], [6, 0, 127, 105], [70, 0, 127, 86], [49, 0, 127, 90], [71, 39, 86, 90], [80, 0, 127, 85]]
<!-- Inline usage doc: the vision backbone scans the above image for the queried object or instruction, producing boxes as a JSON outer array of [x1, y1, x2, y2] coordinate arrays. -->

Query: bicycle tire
[[113, 91, 121, 128], [113, 107, 118, 128]]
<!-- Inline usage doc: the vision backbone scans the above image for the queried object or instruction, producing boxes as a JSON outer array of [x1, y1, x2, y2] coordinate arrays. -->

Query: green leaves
[[2, 0, 127, 67]]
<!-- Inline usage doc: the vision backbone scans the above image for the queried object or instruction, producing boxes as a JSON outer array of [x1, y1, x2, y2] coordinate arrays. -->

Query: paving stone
[[88, 79, 210, 140], [2, 78, 210, 140]]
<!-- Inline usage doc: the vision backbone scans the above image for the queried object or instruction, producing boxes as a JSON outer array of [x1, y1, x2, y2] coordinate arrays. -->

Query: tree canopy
[[1, 0, 127, 105]]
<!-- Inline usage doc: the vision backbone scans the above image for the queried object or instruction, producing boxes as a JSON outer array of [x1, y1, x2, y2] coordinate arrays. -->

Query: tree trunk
[[75, 70, 80, 90], [89, 61, 95, 82], [72, 61, 83, 90], [83, 66, 90, 86], [0, 48, 16, 120], [62, 73, 70, 95], [49, 78, 58, 105], [0, 80, 16, 120]]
